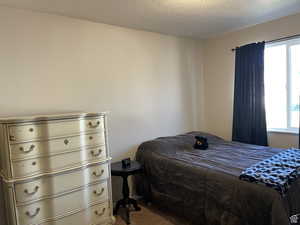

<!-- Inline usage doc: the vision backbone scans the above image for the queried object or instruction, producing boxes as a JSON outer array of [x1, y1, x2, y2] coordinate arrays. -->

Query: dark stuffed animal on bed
[[193, 136, 208, 150]]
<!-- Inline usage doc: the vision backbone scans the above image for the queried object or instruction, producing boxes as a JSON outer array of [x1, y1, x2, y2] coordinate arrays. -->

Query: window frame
[[265, 38, 300, 134]]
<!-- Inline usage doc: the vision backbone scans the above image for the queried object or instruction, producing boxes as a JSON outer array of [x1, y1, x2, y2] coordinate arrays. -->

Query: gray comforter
[[135, 132, 300, 225]]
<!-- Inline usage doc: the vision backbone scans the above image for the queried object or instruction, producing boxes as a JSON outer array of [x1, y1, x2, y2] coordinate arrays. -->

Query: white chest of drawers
[[0, 113, 114, 225]]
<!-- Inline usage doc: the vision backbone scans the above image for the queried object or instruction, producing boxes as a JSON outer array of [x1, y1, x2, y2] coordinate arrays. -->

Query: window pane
[[264, 45, 287, 129], [290, 44, 300, 128]]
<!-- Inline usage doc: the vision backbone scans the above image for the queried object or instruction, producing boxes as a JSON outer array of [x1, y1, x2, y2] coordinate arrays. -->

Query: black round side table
[[111, 160, 142, 224]]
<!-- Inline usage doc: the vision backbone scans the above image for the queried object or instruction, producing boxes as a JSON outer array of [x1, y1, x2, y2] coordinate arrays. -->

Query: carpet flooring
[[115, 205, 190, 225]]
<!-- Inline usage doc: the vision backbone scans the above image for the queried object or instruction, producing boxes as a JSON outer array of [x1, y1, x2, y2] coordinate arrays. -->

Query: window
[[264, 38, 300, 133]]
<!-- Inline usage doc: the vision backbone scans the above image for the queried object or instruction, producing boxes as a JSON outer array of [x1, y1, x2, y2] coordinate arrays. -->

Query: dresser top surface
[[0, 112, 107, 124]]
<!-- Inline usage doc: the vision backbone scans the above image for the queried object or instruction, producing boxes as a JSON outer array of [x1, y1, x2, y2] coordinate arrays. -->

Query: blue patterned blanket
[[239, 148, 300, 196]]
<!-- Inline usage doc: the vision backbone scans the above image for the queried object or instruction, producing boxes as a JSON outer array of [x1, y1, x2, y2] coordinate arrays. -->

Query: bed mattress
[[135, 132, 300, 225]]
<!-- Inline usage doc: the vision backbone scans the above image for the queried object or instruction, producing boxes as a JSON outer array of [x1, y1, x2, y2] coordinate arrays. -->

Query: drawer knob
[[32, 161, 37, 166], [29, 128, 34, 132], [9, 135, 16, 141], [24, 186, 39, 195], [19, 145, 35, 153], [91, 149, 102, 157], [92, 169, 104, 177], [26, 208, 40, 218], [88, 121, 100, 128], [64, 139, 69, 145], [93, 187, 105, 196], [94, 208, 106, 217]]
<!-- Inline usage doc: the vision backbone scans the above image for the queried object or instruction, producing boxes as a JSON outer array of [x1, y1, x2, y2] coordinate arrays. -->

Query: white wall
[[203, 13, 300, 149], [2, 3, 298, 162], [0, 6, 204, 161]]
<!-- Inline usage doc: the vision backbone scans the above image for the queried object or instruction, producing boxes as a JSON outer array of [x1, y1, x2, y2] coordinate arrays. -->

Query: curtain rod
[[231, 33, 300, 52]]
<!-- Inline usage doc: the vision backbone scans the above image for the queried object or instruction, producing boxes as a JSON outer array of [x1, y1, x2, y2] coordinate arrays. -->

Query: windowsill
[[267, 128, 299, 135]]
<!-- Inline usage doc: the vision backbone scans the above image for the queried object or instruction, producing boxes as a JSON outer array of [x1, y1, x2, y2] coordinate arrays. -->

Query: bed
[[135, 132, 300, 225]]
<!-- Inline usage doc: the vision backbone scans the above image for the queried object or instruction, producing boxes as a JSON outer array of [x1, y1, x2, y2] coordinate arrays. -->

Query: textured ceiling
[[1, 0, 300, 38]]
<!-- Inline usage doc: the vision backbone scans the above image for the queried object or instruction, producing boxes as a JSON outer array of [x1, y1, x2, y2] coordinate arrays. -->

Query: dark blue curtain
[[232, 42, 268, 146]]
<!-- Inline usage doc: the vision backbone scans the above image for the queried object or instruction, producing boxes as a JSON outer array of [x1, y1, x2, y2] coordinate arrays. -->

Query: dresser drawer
[[10, 132, 105, 161], [17, 182, 108, 225], [41, 202, 111, 225], [8, 117, 104, 143], [12, 146, 107, 179], [15, 163, 109, 204]]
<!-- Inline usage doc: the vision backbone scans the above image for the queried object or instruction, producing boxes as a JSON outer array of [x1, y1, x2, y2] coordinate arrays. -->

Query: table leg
[[122, 175, 131, 224], [114, 174, 141, 224], [122, 175, 129, 199], [129, 198, 141, 211], [114, 199, 123, 215], [125, 207, 130, 225]]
